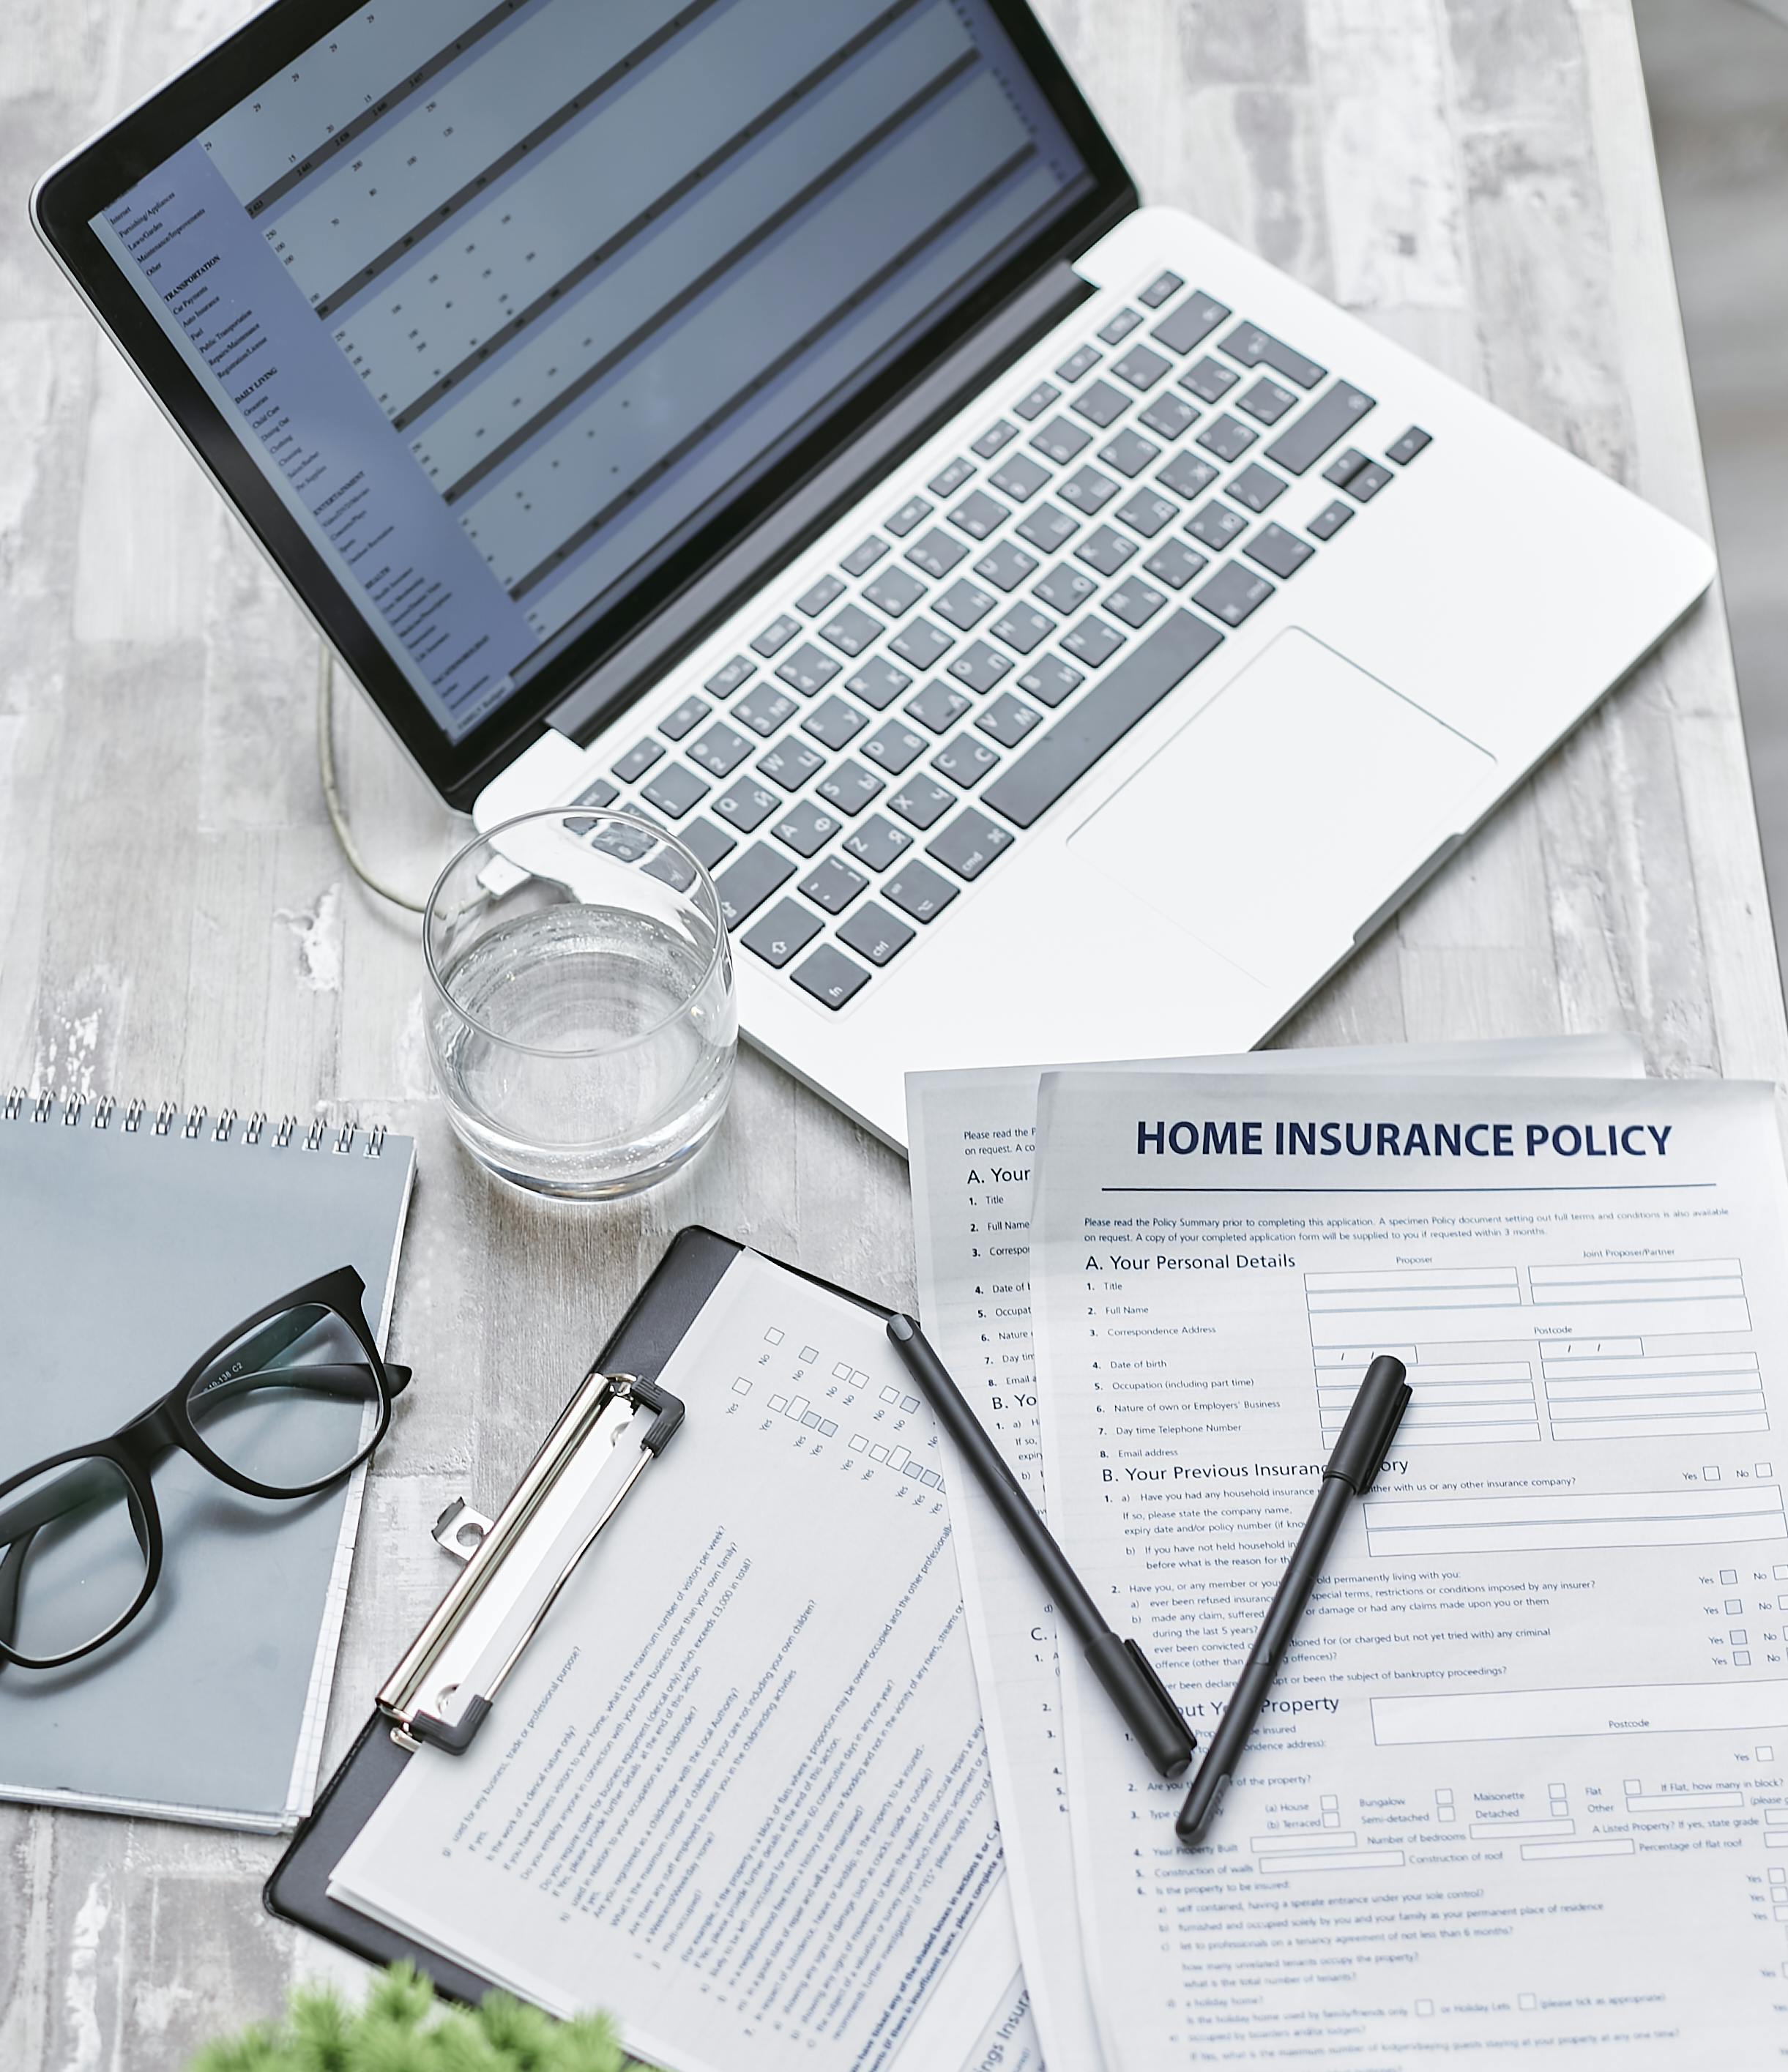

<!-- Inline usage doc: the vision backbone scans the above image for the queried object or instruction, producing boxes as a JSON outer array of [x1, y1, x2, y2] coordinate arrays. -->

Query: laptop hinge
[[542, 258, 1093, 747]]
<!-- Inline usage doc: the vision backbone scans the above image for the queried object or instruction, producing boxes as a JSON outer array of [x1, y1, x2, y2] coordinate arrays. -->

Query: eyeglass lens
[[0, 1456, 149, 1663], [184, 1303, 383, 1491]]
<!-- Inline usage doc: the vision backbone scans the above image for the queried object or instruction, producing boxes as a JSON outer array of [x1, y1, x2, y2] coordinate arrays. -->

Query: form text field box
[[1362, 1484, 1786, 1557], [1373, 1678, 1788, 1745]]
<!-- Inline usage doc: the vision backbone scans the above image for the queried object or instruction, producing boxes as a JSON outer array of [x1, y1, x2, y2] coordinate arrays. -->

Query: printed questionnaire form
[[1033, 1070, 1788, 2068], [904, 1035, 1643, 2069]]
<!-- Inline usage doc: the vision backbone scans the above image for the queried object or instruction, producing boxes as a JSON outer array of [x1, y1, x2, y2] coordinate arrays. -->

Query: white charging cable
[[316, 643, 431, 914]]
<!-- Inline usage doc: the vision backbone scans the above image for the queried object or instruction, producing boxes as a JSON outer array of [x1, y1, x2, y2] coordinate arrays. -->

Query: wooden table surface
[[1, 0, 1781, 2064]]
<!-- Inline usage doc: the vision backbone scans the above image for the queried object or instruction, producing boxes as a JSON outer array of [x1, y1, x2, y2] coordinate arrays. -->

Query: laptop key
[[713, 780, 779, 832], [863, 721, 928, 772], [1018, 655, 1084, 707], [612, 738, 663, 783], [1226, 463, 1287, 513], [1098, 428, 1161, 479], [883, 860, 960, 923], [1062, 615, 1125, 668], [1386, 425, 1432, 464], [641, 763, 710, 818], [838, 902, 915, 966], [1196, 414, 1257, 462], [947, 640, 1013, 693], [802, 695, 869, 750], [932, 734, 1000, 788], [890, 618, 954, 671], [928, 455, 976, 496], [1114, 490, 1177, 539], [819, 603, 883, 657], [1151, 292, 1230, 357], [743, 898, 822, 968], [1075, 525, 1137, 577], [714, 844, 794, 928], [1105, 578, 1167, 629], [772, 800, 843, 858], [989, 605, 1054, 655], [1031, 417, 1092, 465], [1307, 499, 1354, 540], [660, 696, 709, 741], [1323, 446, 1371, 488], [989, 452, 1051, 503], [949, 490, 1010, 541], [1113, 343, 1172, 392], [1138, 392, 1199, 441], [642, 845, 698, 892], [982, 609, 1224, 830], [573, 777, 619, 808], [1346, 461, 1393, 501], [934, 579, 996, 632], [750, 615, 801, 657], [776, 643, 841, 694], [906, 682, 970, 735], [843, 814, 914, 871], [1236, 376, 1297, 425], [679, 816, 736, 871], [1070, 379, 1129, 429], [975, 540, 1040, 592], [1013, 381, 1058, 420], [791, 944, 871, 1010], [840, 535, 888, 576], [887, 779, 957, 831], [1138, 270, 1185, 309], [758, 738, 825, 789], [797, 573, 845, 616], [906, 528, 966, 578], [972, 420, 1018, 458], [705, 654, 756, 696], [799, 855, 870, 914], [589, 821, 653, 861], [734, 685, 798, 737], [1157, 450, 1218, 501], [864, 565, 926, 617], [977, 692, 1043, 748], [1098, 307, 1144, 344], [928, 806, 1016, 882], [885, 496, 931, 536], [1180, 356, 1237, 403], [1263, 381, 1376, 474], [1245, 523, 1315, 579], [1058, 466, 1119, 515], [1142, 539, 1209, 590], [1220, 321, 1325, 388], [1188, 500, 1248, 550], [1035, 564, 1097, 614], [816, 758, 885, 815], [845, 656, 912, 709], [1016, 502, 1080, 551], [1193, 561, 1275, 626], [1056, 343, 1102, 383]]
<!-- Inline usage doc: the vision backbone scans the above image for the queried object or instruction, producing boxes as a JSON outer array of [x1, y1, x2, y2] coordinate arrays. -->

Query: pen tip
[[887, 1313, 915, 1341]]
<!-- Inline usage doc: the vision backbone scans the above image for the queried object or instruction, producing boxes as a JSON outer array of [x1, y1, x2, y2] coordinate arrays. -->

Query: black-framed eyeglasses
[[0, 1265, 411, 1671]]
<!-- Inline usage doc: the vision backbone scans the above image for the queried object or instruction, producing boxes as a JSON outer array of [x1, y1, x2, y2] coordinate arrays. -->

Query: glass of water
[[423, 808, 736, 1199]]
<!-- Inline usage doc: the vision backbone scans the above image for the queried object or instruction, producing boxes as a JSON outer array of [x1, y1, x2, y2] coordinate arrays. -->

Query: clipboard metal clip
[[377, 1368, 684, 1755]]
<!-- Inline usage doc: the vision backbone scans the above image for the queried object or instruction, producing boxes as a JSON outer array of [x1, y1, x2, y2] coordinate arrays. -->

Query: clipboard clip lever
[[377, 1368, 684, 1756]]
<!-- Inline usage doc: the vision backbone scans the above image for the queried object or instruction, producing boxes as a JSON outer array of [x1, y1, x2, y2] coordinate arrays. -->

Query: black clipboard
[[264, 1224, 889, 1998]]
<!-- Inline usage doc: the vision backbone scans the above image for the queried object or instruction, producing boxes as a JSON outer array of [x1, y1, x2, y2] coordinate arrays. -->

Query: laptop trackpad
[[1069, 629, 1494, 985]]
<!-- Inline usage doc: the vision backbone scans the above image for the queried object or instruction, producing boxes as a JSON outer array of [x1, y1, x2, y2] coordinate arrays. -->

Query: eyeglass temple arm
[[187, 1359, 411, 1410]]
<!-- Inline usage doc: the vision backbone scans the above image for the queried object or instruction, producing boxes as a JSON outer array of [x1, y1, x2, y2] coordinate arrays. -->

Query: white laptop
[[34, 0, 1714, 1148]]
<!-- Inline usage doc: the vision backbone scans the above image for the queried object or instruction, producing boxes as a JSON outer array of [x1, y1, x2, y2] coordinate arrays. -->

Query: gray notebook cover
[[0, 1100, 414, 1831]]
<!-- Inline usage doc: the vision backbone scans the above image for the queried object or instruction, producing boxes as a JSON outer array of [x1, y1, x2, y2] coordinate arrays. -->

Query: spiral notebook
[[0, 1093, 415, 1832]]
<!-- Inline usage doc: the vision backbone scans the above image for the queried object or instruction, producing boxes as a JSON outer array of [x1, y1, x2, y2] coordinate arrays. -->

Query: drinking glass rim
[[423, 807, 729, 1059]]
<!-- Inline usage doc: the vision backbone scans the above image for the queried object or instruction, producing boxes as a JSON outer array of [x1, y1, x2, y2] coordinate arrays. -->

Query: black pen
[[887, 1312, 1196, 1779], [1176, 1354, 1412, 1846]]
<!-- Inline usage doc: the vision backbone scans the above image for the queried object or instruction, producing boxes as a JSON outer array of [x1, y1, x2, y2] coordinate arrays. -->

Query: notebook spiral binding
[[2, 1087, 390, 1154]]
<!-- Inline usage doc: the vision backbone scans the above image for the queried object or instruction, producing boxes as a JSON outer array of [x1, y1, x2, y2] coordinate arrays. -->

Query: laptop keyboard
[[567, 272, 1433, 1013]]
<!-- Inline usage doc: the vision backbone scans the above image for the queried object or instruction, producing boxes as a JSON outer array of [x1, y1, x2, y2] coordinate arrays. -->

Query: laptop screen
[[88, 0, 1099, 751]]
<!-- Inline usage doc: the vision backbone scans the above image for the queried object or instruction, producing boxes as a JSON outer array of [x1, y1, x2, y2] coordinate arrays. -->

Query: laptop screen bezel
[[33, 0, 1136, 808]]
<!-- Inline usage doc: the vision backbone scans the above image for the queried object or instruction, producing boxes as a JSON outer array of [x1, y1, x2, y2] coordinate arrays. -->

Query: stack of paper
[[909, 1038, 1788, 2068]]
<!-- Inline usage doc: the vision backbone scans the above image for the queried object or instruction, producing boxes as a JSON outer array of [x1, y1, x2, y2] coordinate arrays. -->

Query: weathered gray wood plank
[[0, 0, 1779, 2065]]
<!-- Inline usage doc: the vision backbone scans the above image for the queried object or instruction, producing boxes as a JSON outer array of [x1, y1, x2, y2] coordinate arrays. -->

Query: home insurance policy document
[[329, 1248, 1040, 2072], [906, 1034, 1641, 2069], [1034, 1069, 1788, 2067]]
